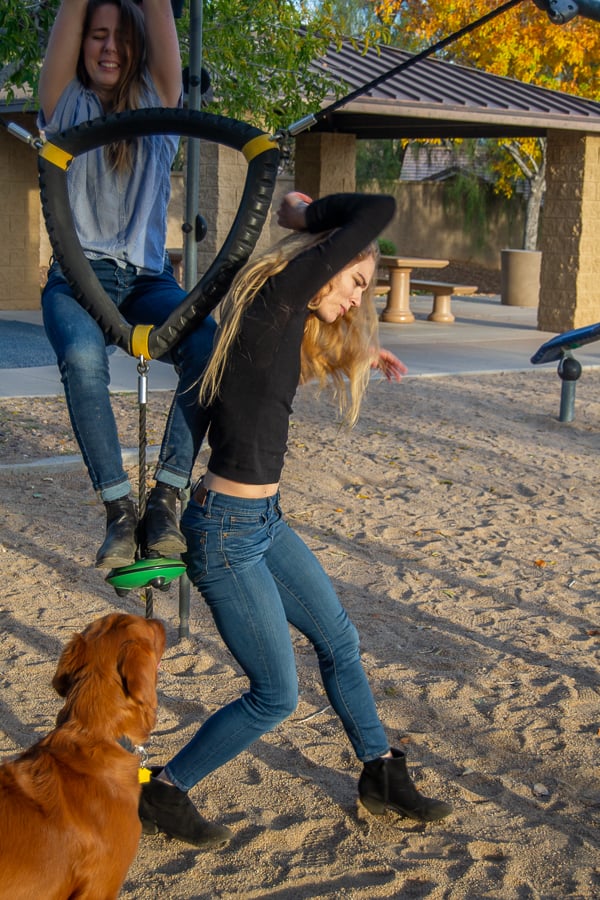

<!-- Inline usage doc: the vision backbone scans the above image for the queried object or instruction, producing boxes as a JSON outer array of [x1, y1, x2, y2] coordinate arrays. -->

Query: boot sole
[[359, 794, 387, 816], [95, 556, 137, 569], [140, 817, 231, 849], [359, 794, 453, 822], [144, 541, 186, 556]]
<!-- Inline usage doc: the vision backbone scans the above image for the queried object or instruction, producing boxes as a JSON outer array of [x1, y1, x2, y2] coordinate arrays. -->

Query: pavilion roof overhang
[[307, 41, 600, 140]]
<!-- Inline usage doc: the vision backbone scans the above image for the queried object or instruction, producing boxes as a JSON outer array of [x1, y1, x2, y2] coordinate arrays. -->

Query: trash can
[[500, 249, 541, 307]]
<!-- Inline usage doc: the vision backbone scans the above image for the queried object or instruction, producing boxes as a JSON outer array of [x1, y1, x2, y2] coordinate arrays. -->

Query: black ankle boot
[[358, 749, 453, 822], [141, 483, 186, 557], [139, 770, 232, 849], [95, 498, 138, 569]]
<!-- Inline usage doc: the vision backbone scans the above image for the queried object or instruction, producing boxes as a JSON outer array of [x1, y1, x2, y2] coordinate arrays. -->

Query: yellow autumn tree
[[370, 0, 600, 247], [375, 0, 600, 94]]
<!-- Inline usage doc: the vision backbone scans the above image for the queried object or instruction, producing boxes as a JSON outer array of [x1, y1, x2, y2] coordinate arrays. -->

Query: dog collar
[[117, 736, 152, 783]]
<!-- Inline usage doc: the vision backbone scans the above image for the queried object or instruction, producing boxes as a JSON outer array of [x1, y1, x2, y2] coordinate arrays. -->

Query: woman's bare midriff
[[200, 471, 279, 499]]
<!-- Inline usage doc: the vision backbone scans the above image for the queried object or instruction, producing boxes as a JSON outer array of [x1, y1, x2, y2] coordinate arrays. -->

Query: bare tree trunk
[[523, 146, 546, 250], [501, 137, 546, 250]]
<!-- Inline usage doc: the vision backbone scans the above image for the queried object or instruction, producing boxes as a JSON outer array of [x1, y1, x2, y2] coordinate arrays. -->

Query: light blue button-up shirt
[[38, 78, 180, 274]]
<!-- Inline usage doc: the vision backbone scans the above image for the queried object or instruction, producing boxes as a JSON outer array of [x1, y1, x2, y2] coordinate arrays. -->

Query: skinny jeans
[[42, 257, 216, 500], [166, 490, 390, 791]]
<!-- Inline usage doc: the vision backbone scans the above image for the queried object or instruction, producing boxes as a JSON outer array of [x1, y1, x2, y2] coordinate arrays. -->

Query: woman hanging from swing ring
[[139, 191, 453, 847], [38, 0, 215, 569]]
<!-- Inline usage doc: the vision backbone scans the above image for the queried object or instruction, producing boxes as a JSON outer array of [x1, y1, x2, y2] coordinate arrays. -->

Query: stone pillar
[[195, 141, 274, 281], [294, 133, 356, 198], [539, 130, 600, 332]]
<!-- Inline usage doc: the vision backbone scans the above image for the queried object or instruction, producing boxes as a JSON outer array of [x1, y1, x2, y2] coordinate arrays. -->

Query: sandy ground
[[0, 370, 599, 899]]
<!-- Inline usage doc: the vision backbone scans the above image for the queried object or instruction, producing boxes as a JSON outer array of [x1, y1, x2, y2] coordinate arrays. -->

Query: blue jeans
[[42, 257, 216, 500], [166, 490, 390, 791]]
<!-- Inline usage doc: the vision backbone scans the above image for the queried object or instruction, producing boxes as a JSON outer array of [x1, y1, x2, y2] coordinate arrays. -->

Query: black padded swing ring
[[38, 107, 280, 358]]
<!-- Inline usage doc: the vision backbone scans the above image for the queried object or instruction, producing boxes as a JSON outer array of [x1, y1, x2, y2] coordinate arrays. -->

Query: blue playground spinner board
[[531, 322, 600, 365]]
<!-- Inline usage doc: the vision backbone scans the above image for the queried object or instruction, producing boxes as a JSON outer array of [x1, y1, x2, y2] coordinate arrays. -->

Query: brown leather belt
[[193, 484, 208, 505]]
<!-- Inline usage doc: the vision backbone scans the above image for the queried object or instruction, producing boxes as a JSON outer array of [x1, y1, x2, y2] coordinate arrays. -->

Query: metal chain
[[137, 356, 154, 619]]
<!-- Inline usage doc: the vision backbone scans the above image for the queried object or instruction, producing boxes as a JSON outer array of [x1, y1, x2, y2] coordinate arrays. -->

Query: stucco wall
[[376, 181, 524, 270], [44, 169, 521, 292]]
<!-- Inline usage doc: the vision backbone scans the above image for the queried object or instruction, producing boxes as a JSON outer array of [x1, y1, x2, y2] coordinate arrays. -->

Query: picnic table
[[379, 255, 449, 324]]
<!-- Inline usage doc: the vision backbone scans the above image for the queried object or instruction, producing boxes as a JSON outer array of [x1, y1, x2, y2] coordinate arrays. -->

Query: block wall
[[167, 141, 275, 289], [0, 114, 41, 309]]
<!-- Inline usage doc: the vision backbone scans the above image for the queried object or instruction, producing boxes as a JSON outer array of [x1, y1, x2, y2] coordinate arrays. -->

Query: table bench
[[410, 280, 478, 323], [378, 255, 449, 323]]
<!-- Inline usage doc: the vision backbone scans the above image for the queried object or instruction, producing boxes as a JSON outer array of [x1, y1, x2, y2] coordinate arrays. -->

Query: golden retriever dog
[[0, 612, 166, 900]]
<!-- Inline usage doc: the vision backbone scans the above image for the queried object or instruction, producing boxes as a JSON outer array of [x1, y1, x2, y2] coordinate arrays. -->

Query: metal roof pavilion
[[308, 41, 600, 139], [4, 39, 600, 140]]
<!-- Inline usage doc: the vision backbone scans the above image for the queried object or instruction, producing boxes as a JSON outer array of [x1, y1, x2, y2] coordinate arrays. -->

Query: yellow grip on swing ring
[[131, 324, 154, 359], [242, 134, 279, 162], [39, 141, 74, 170]]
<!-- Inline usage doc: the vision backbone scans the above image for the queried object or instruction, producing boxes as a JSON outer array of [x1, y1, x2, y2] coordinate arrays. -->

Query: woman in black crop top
[[138, 193, 453, 847]]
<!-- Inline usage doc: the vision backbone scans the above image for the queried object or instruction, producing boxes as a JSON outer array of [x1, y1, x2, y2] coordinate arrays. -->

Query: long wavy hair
[[200, 230, 380, 426], [77, 0, 148, 171]]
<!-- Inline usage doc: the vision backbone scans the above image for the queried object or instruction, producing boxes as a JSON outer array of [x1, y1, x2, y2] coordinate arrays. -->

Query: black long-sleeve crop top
[[205, 192, 396, 485]]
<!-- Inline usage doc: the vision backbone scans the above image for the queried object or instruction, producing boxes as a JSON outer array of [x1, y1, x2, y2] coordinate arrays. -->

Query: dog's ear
[[52, 633, 88, 697], [117, 641, 158, 734]]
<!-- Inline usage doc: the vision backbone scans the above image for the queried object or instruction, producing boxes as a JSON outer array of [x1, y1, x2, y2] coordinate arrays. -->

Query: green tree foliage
[[0, 1, 57, 99], [189, 0, 344, 129], [356, 138, 406, 187], [1, 0, 385, 132]]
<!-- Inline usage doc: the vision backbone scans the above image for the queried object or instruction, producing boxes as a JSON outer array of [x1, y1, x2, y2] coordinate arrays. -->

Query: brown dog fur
[[0, 612, 166, 900]]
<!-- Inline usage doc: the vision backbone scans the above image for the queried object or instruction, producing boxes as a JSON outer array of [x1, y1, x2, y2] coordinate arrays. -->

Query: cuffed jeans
[[42, 257, 216, 500], [165, 490, 390, 791]]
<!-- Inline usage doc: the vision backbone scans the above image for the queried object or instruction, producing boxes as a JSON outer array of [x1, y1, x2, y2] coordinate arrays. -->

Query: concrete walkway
[[2, 297, 600, 399]]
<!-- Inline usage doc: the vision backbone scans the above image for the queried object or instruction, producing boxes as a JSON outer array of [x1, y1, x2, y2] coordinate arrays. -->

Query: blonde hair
[[200, 231, 380, 426]]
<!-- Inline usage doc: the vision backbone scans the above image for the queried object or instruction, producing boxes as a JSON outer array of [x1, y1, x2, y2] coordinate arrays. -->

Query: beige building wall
[[292, 134, 524, 271], [383, 181, 523, 270], [0, 115, 41, 309]]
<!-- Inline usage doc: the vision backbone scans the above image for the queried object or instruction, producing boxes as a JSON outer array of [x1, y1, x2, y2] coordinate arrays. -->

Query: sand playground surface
[[0, 369, 599, 899]]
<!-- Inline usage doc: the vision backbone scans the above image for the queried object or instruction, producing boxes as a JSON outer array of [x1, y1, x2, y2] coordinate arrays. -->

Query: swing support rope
[[279, 0, 526, 139]]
